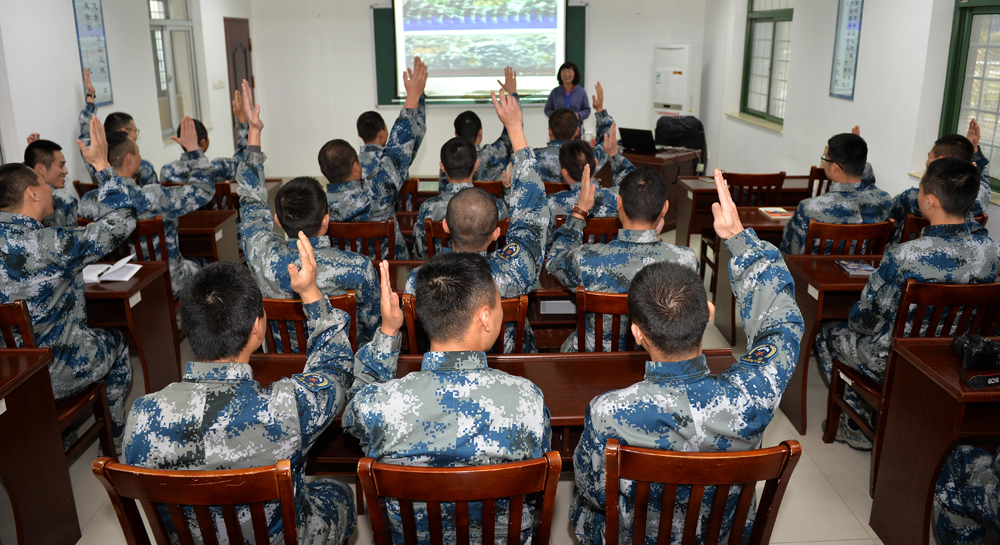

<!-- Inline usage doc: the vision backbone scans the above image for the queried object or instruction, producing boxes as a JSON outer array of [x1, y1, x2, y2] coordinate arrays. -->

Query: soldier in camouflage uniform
[[815, 158, 1000, 450], [345, 251, 551, 545], [405, 89, 549, 354], [546, 166, 698, 352], [235, 82, 381, 345], [0, 116, 135, 438], [123, 236, 404, 545], [571, 169, 804, 545], [23, 138, 77, 228], [79, 117, 216, 297], [160, 93, 250, 183], [780, 130, 891, 255], [357, 97, 426, 183], [534, 82, 616, 184], [322, 58, 428, 259], [934, 445, 1000, 544]]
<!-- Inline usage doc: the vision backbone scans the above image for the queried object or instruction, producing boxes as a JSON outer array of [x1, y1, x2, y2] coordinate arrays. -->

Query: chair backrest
[[807, 166, 832, 198], [544, 182, 571, 195], [79, 215, 169, 262], [722, 172, 786, 207], [402, 293, 529, 354], [424, 218, 510, 258], [471, 180, 506, 199], [605, 439, 802, 545], [207, 182, 239, 211], [576, 289, 634, 352], [262, 292, 357, 352], [554, 216, 623, 244], [92, 457, 299, 545], [74, 180, 98, 199], [0, 300, 35, 348], [398, 178, 419, 212], [900, 213, 989, 243], [327, 218, 395, 260], [892, 279, 1000, 339], [802, 219, 894, 256], [358, 452, 562, 545]]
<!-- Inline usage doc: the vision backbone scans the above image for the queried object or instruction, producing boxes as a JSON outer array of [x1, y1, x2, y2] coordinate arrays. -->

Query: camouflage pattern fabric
[[79, 102, 158, 186], [343, 350, 551, 545], [359, 95, 426, 183], [123, 297, 401, 545], [546, 217, 698, 352], [934, 445, 1000, 545], [0, 167, 136, 434], [436, 96, 518, 193], [545, 151, 635, 253], [570, 229, 804, 545], [160, 122, 249, 183], [236, 148, 381, 345], [43, 190, 79, 228], [411, 182, 510, 260], [533, 109, 616, 184]]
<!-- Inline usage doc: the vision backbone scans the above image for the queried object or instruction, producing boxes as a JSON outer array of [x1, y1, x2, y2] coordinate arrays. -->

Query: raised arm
[[382, 58, 428, 178], [142, 117, 215, 219], [545, 164, 594, 286], [349, 260, 402, 398], [78, 69, 97, 147]]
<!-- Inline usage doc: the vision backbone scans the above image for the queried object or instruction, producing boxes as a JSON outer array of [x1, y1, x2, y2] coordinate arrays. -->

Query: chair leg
[[823, 363, 845, 444], [699, 237, 710, 281], [94, 384, 118, 462], [355, 475, 365, 515], [708, 238, 721, 294]]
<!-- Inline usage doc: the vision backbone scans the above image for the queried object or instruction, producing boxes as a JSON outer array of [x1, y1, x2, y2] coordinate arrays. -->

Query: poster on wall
[[829, 0, 863, 100], [73, 0, 113, 106]]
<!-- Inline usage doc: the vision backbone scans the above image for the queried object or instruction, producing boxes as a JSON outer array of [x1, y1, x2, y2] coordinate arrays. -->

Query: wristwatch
[[86, 93, 97, 99], [571, 205, 591, 220]]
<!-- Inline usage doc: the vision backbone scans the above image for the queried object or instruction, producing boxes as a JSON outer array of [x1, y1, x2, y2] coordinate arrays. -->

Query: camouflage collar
[[644, 355, 710, 382], [920, 222, 972, 239], [617, 229, 660, 243], [286, 236, 331, 251], [0, 212, 43, 229], [546, 140, 567, 147], [444, 182, 474, 195], [360, 143, 384, 153], [439, 248, 488, 258], [421, 351, 489, 371], [829, 181, 872, 193], [183, 361, 254, 382]]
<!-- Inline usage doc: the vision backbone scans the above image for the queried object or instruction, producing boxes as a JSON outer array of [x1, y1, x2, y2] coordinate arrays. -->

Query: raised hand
[[491, 89, 527, 151], [77, 116, 110, 172], [968, 118, 981, 149], [403, 56, 428, 108], [84, 68, 96, 103], [288, 232, 323, 304], [378, 260, 404, 336], [26, 133, 40, 145], [851, 125, 860, 136], [603, 121, 618, 156], [232, 89, 247, 124], [711, 169, 745, 240], [170, 117, 201, 152], [501, 164, 512, 189], [592, 81, 604, 113], [573, 164, 596, 219], [241, 79, 263, 146], [497, 65, 517, 95]]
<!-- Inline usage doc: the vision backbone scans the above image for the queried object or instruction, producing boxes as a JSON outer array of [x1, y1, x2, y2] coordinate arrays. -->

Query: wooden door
[[224, 17, 253, 148]]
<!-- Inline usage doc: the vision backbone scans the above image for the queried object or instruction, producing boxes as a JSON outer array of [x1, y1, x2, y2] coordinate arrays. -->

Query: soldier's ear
[[490, 226, 500, 242], [319, 214, 330, 237], [474, 159, 480, 173], [442, 219, 451, 234], [707, 300, 715, 323], [630, 323, 644, 348], [273, 214, 282, 229]]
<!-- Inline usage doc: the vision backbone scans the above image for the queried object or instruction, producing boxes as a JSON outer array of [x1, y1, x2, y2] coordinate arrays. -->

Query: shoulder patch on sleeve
[[294, 373, 331, 392], [739, 344, 778, 365], [496, 243, 521, 261]]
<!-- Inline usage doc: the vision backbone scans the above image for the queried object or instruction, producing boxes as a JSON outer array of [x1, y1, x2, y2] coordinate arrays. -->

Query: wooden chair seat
[[328, 218, 395, 260], [424, 218, 510, 258], [554, 216, 623, 244], [402, 293, 528, 354], [900, 213, 989, 243], [471, 180, 506, 199], [92, 457, 299, 544], [576, 289, 635, 352], [263, 292, 357, 353], [802, 219, 894, 255]]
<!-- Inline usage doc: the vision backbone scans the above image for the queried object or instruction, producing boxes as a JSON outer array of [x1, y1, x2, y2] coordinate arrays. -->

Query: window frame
[[740, 5, 794, 125], [148, 0, 200, 139]]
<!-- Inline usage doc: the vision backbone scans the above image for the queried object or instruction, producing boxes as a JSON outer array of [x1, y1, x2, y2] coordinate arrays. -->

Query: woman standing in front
[[544, 61, 589, 137]]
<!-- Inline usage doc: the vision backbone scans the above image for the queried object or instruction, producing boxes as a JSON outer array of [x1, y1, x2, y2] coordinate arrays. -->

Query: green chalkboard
[[373, 5, 587, 105]]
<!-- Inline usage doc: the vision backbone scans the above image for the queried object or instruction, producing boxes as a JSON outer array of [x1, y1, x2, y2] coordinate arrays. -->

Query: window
[[740, 0, 794, 124], [148, 0, 200, 139], [942, 0, 1000, 189]]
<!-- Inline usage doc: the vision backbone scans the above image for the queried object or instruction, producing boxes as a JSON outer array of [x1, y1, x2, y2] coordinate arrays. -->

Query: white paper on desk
[[83, 254, 141, 283]]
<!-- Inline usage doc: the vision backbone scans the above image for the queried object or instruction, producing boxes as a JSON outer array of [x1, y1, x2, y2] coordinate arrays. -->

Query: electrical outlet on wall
[[212, 80, 226, 90]]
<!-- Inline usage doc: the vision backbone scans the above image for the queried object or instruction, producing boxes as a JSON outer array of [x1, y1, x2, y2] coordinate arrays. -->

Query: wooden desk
[[618, 149, 700, 233], [178, 210, 241, 263], [870, 338, 1000, 544], [713, 208, 792, 345], [782, 255, 879, 434], [86, 262, 181, 393], [0, 349, 80, 545]]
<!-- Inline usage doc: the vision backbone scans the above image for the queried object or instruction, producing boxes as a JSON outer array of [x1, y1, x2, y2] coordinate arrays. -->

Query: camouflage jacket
[[344, 350, 551, 545], [570, 229, 804, 545], [43, 190, 79, 228], [934, 445, 1000, 545], [533, 109, 616, 184], [0, 167, 136, 399], [545, 152, 635, 253], [79, 102, 158, 186], [160, 123, 249, 183], [411, 182, 510, 260], [546, 219, 699, 352], [436, 122, 515, 192], [359, 95, 426, 183], [779, 174, 892, 255], [123, 297, 400, 544], [236, 148, 381, 345]]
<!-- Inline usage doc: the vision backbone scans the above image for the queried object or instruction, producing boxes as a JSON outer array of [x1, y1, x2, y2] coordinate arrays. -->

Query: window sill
[[725, 111, 783, 133], [991, 191, 1000, 207]]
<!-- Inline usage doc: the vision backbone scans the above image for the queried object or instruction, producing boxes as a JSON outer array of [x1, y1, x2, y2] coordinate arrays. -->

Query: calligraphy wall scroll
[[73, 0, 113, 106], [830, 0, 864, 100]]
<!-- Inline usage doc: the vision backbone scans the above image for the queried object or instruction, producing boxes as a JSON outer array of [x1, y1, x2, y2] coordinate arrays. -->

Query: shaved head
[[446, 187, 498, 250]]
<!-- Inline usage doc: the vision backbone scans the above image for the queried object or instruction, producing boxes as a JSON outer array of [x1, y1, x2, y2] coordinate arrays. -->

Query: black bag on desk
[[655, 116, 708, 167]]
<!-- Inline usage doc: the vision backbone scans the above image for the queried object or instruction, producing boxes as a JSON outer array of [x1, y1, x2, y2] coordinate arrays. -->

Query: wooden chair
[[206, 182, 240, 211], [402, 293, 529, 354], [425, 218, 510, 258], [900, 213, 989, 243], [544, 182, 571, 195], [701, 172, 786, 294], [73, 180, 97, 198], [262, 292, 357, 353], [807, 166, 832, 198], [604, 438, 801, 545], [328, 218, 395, 260], [358, 451, 561, 545], [92, 457, 299, 545], [0, 300, 116, 461], [398, 178, 419, 212], [77, 215, 170, 264], [554, 216, 623, 244], [576, 289, 635, 352], [802, 219, 895, 255], [471, 180, 506, 199]]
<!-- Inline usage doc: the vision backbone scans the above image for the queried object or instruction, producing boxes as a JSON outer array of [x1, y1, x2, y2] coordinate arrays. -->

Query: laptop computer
[[619, 128, 659, 153]]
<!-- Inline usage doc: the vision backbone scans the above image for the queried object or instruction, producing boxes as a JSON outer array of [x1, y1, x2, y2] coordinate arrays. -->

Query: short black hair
[[618, 167, 669, 224], [445, 187, 499, 250], [559, 139, 596, 183], [827, 133, 868, 178], [274, 177, 329, 238], [440, 137, 478, 180], [454, 111, 482, 141], [357, 111, 387, 143], [181, 261, 264, 362], [920, 157, 982, 217], [24, 140, 63, 169], [107, 132, 138, 168], [415, 252, 498, 344], [557, 62, 581, 86], [629, 261, 709, 358], [104, 112, 134, 134], [175, 118, 208, 143], [0, 163, 41, 209], [549, 108, 578, 141], [318, 139, 359, 184], [932, 134, 975, 162]]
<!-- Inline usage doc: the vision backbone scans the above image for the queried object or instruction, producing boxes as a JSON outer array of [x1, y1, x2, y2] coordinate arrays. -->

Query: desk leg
[[675, 188, 694, 247], [128, 273, 181, 392], [215, 215, 241, 263], [0, 366, 80, 545], [782, 272, 819, 435], [870, 356, 960, 544], [713, 243, 737, 346]]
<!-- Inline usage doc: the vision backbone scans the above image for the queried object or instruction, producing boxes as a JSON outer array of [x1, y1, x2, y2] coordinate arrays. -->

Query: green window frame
[[740, 1, 794, 124], [941, 0, 1000, 191]]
